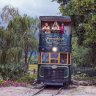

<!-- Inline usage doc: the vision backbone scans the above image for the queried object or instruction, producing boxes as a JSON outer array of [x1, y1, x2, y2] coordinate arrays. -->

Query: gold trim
[[58, 52, 60, 64], [39, 52, 71, 64], [49, 52, 51, 64], [38, 53, 40, 64], [40, 52, 42, 64]]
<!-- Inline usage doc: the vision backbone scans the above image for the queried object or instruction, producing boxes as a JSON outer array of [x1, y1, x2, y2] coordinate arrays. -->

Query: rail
[[32, 86, 45, 96], [32, 86, 63, 96], [52, 87, 63, 96]]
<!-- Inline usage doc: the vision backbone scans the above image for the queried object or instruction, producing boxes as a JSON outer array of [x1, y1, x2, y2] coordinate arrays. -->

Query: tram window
[[42, 52, 49, 63], [64, 26, 71, 36], [51, 59, 58, 63], [51, 21, 60, 31], [42, 23, 51, 33], [50, 53, 58, 63], [51, 53, 58, 58], [60, 53, 67, 64]]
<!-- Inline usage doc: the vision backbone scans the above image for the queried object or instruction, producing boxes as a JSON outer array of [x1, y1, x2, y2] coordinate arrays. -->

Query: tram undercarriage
[[38, 64, 71, 86]]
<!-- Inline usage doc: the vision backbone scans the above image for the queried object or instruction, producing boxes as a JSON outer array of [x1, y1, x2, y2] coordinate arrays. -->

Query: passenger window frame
[[40, 52, 68, 64]]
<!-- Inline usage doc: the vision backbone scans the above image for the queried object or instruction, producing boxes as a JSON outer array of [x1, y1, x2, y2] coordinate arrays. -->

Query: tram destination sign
[[45, 34, 67, 46], [39, 33, 71, 52]]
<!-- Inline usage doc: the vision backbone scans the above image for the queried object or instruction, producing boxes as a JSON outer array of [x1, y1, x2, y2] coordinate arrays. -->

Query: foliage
[[16, 74, 37, 84], [54, 0, 95, 15], [0, 5, 38, 72], [54, 0, 96, 66], [0, 74, 37, 87], [75, 71, 87, 80], [0, 63, 25, 80], [28, 64, 38, 71], [1, 5, 19, 23], [52, 0, 71, 5], [0, 80, 29, 87], [54, 0, 96, 45], [7, 15, 38, 70], [29, 56, 38, 64], [75, 71, 96, 81], [0, 79, 4, 84], [72, 37, 92, 67]]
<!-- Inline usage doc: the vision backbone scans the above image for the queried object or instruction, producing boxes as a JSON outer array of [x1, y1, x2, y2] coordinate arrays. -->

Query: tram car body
[[38, 16, 72, 85]]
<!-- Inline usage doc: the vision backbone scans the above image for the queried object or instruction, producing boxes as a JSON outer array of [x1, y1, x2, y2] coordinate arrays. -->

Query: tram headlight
[[52, 47, 58, 52]]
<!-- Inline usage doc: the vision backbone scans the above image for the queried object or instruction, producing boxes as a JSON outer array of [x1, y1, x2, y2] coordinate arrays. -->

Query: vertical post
[[70, 53, 72, 64], [67, 52, 68, 64], [38, 53, 39, 64], [41, 52, 42, 64], [49, 52, 51, 64], [58, 52, 60, 64]]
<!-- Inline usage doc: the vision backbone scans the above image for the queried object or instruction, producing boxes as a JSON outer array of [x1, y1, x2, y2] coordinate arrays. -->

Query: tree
[[0, 5, 38, 73], [54, 0, 96, 66], [7, 15, 38, 71], [52, 0, 71, 5], [1, 5, 19, 23]]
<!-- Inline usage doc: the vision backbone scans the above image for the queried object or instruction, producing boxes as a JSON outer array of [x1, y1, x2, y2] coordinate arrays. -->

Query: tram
[[37, 16, 72, 85]]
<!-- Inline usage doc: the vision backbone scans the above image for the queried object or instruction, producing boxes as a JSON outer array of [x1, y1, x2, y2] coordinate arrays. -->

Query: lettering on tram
[[38, 16, 72, 86]]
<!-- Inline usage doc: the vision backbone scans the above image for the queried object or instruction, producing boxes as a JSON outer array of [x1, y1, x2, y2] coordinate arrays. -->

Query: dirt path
[[0, 86, 96, 96]]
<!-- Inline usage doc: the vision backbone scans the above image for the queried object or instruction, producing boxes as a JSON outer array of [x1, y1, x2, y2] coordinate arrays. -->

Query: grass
[[28, 64, 38, 71]]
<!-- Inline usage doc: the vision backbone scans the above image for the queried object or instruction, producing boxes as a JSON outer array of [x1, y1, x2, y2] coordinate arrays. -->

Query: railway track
[[32, 86, 63, 96], [32, 86, 45, 96], [53, 87, 63, 96]]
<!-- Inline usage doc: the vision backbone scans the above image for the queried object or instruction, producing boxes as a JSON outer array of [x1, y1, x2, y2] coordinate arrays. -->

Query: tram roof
[[39, 16, 71, 22]]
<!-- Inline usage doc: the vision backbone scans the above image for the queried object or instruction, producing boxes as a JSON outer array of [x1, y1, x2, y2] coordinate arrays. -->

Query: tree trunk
[[1, 50, 7, 64], [24, 49, 28, 72], [28, 51, 33, 64]]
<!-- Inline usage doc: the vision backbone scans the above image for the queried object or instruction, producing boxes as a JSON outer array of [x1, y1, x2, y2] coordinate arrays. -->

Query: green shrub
[[75, 71, 87, 80], [0, 79, 4, 84], [17, 74, 37, 84], [0, 63, 25, 80]]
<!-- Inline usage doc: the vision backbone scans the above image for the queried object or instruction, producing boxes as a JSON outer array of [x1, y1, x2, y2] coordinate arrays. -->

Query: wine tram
[[37, 16, 72, 86]]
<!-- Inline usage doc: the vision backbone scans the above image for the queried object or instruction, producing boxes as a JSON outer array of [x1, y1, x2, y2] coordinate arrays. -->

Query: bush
[[0, 63, 25, 80], [17, 74, 37, 84], [0, 79, 4, 84], [74, 71, 87, 80], [0, 80, 29, 87]]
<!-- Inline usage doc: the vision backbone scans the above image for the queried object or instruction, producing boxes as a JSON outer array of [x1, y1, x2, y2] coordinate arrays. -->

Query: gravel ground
[[60, 86, 96, 96], [0, 86, 96, 96], [0, 87, 38, 96]]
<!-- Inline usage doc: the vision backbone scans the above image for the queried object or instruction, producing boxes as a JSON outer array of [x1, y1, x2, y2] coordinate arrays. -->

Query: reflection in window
[[51, 53, 58, 58], [42, 52, 49, 63], [51, 59, 58, 63], [60, 54, 67, 64], [51, 53, 58, 63]]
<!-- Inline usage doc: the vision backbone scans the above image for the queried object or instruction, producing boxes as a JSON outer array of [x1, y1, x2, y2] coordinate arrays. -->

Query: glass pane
[[51, 59, 58, 63], [51, 53, 58, 58], [42, 52, 49, 63], [60, 54, 67, 64]]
